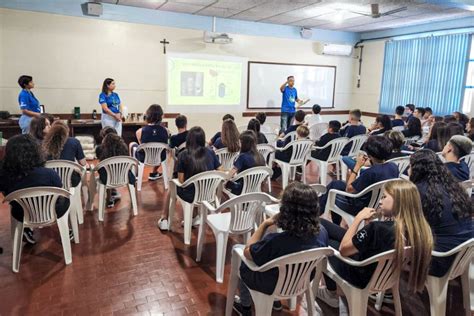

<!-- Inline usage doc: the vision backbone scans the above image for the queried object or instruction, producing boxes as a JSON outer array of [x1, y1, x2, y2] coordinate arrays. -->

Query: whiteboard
[[247, 61, 336, 109]]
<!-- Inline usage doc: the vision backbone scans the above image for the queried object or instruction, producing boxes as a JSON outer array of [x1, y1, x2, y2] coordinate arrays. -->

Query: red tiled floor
[[0, 163, 466, 315]]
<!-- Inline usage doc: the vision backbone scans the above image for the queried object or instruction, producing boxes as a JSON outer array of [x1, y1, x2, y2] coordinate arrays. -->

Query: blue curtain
[[379, 33, 471, 115]]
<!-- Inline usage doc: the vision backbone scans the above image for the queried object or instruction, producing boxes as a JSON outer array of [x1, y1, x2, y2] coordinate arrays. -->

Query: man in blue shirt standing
[[280, 76, 303, 133]]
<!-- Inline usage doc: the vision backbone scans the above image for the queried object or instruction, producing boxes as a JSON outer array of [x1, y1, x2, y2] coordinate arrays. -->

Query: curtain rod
[[359, 26, 474, 43]]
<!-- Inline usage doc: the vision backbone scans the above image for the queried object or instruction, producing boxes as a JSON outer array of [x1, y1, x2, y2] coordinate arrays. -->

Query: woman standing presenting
[[18, 75, 41, 134], [99, 78, 123, 136]]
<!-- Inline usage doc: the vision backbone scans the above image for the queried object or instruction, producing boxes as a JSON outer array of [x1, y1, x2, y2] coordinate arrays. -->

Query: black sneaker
[[148, 172, 162, 181], [233, 302, 251, 316], [22, 228, 36, 245], [107, 199, 115, 208], [69, 229, 74, 241], [273, 300, 283, 311]]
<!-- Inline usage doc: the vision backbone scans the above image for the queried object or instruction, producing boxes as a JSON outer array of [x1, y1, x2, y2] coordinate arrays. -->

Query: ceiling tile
[[159, 1, 205, 14], [196, 6, 241, 18], [116, 0, 166, 9]]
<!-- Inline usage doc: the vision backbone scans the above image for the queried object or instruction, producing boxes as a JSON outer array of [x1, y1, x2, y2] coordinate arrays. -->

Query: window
[[462, 37, 474, 114]]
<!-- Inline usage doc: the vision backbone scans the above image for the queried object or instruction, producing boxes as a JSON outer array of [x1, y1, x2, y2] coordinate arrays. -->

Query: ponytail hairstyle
[[42, 121, 69, 159], [239, 130, 265, 166], [384, 180, 433, 292], [221, 119, 240, 153], [185, 126, 210, 176], [102, 78, 114, 94]]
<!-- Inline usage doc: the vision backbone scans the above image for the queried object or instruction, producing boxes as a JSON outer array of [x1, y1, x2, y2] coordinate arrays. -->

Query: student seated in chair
[[276, 109, 306, 148], [340, 109, 366, 156], [441, 135, 472, 182], [42, 121, 89, 187], [225, 130, 265, 195], [157, 126, 222, 231], [391, 105, 405, 128], [304, 104, 323, 126], [311, 120, 341, 161], [316, 180, 433, 310], [0, 134, 70, 245], [409, 150, 473, 277], [212, 118, 240, 153], [97, 133, 135, 208], [129, 104, 169, 181], [271, 125, 309, 181], [319, 136, 399, 225], [233, 182, 328, 316], [368, 115, 392, 136], [169, 114, 188, 153], [384, 130, 408, 159], [247, 118, 268, 144], [208, 114, 234, 146]]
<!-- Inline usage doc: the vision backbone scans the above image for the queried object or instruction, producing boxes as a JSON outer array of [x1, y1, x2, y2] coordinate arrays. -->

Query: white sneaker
[[316, 286, 339, 308], [338, 297, 349, 316], [192, 215, 201, 227], [157, 218, 169, 231]]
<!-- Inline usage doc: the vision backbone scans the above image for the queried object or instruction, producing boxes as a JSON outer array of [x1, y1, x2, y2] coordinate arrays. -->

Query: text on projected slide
[[168, 57, 242, 106]]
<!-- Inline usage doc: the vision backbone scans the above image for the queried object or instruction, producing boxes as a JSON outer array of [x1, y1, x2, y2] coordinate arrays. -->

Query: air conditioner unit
[[81, 2, 102, 17], [203, 31, 233, 44], [317, 43, 353, 57]]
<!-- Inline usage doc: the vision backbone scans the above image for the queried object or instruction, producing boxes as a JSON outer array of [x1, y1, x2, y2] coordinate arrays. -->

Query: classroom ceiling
[[99, 0, 474, 33]]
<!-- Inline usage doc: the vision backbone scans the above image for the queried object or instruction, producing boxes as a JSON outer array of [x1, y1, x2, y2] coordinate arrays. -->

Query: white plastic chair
[[134, 142, 170, 191], [215, 148, 239, 171], [404, 135, 421, 146], [462, 180, 473, 196], [168, 170, 227, 245], [5, 187, 72, 273], [261, 123, 280, 134], [392, 126, 405, 132], [87, 156, 139, 222], [262, 132, 278, 146], [340, 135, 368, 178], [45, 160, 86, 243], [309, 122, 329, 141], [223, 166, 273, 198], [274, 140, 314, 189], [461, 153, 474, 179], [425, 239, 474, 316], [309, 137, 349, 185], [196, 192, 279, 283], [322, 248, 411, 316], [280, 131, 297, 144], [386, 156, 411, 178], [323, 178, 399, 225], [225, 244, 334, 315], [257, 144, 276, 192]]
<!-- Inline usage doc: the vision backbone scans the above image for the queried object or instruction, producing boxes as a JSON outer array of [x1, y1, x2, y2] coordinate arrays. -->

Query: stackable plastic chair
[[45, 160, 86, 243], [168, 171, 227, 245], [133, 142, 170, 191], [340, 135, 368, 177], [5, 187, 72, 273], [309, 122, 329, 141], [322, 248, 411, 316], [461, 153, 474, 179], [309, 137, 349, 185], [404, 135, 421, 146], [274, 140, 313, 189], [262, 132, 278, 146], [223, 166, 272, 198], [323, 178, 398, 225], [87, 156, 139, 222], [425, 239, 474, 316], [215, 148, 239, 171], [392, 126, 405, 132], [196, 192, 278, 283], [462, 180, 473, 196], [386, 156, 411, 178], [281, 131, 297, 144], [225, 244, 334, 315], [257, 144, 276, 192]]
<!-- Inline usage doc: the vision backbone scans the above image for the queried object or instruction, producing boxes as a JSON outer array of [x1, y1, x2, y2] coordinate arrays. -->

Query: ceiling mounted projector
[[300, 28, 313, 39], [81, 2, 103, 16], [203, 31, 233, 44]]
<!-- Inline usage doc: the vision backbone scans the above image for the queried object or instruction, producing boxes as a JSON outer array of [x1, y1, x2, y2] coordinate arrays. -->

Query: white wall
[[0, 8, 356, 135]]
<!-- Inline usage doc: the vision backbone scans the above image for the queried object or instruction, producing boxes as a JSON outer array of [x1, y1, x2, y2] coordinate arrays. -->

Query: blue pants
[[19, 115, 33, 134], [101, 113, 122, 136], [280, 112, 295, 133]]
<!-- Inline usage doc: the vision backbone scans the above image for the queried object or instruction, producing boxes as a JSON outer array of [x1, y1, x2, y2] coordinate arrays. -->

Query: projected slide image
[[168, 56, 243, 106]]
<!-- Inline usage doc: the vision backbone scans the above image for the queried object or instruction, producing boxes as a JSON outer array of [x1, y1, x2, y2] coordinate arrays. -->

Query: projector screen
[[167, 54, 245, 106]]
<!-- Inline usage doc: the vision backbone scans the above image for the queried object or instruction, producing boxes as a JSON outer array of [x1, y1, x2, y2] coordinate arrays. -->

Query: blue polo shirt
[[18, 89, 41, 113], [99, 92, 121, 114], [281, 86, 298, 113]]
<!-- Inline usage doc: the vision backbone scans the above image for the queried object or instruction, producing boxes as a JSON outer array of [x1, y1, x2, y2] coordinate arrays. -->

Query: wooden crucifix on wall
[[160, 38, 170, 54]]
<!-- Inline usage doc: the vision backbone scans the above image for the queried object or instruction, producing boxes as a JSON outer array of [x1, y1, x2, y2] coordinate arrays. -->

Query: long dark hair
[[99, 134, 128, 160], [239, 130, 265, 166], [428, 122, 446, 142], [277, 182, 321, 239], [407, 117, 422, 136], [409, 149, 471, 221], [1, 134, 45, 179], [221, 119, 240, 153], [145, 104, 163, 124], [247, 118, 261, 134], [42, 121, 69, 159], [185, 126, 210, 176], [102, 78, 114, 94], [29, 116, 50, 141]]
